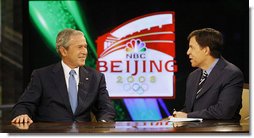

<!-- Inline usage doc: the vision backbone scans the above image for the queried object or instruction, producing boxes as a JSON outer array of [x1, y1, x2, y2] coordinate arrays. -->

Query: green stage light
[[29, 0, 96, 67]]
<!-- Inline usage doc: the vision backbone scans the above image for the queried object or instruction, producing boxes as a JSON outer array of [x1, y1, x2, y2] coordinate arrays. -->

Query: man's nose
[[81, 46, 87, 52], [186, 49, 190, 55]]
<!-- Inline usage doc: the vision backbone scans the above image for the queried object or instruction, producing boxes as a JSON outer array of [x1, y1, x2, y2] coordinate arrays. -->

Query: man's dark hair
[[187, 28, 223, 58]]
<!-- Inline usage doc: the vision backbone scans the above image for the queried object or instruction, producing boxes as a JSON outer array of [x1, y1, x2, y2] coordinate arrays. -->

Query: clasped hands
[[11, 114, 33, 130]]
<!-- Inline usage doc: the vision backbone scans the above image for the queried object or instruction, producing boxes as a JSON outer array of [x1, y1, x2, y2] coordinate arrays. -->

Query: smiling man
[[11, 28, 115, 123], [172, 28, 244, 121]]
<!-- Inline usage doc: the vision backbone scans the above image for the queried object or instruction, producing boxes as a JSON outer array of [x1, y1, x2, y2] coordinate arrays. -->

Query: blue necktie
[[69, 70, 78, 113]]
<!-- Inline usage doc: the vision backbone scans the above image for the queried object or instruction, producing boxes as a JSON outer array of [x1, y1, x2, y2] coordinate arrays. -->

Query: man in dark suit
[[11, 28, 115, 123], [172, 28, 244, 120]]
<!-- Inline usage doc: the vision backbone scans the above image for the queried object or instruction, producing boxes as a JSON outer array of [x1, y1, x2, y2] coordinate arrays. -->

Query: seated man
[[11, 28, 115, 123], [172, 28, 244, 121]]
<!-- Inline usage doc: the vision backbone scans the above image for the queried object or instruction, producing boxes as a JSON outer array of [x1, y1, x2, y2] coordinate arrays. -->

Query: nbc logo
[[125, 39, 147, 53]]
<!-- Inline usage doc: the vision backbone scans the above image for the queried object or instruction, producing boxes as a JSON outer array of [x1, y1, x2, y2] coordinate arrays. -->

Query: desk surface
[[1, 120, 249, 133]]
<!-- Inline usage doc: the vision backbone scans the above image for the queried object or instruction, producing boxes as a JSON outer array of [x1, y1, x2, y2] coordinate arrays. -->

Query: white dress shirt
[[61, 60, 79, 91]]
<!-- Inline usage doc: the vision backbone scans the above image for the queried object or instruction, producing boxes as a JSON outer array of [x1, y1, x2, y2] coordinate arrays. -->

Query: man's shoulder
[[33, 62, 60, 73], [81, 66, 101, 75], [221, 58, 243, 75]]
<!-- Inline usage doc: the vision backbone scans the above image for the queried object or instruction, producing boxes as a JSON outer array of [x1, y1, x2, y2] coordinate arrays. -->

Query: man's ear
[[59, 46, 67, 57], [204, 46, 210, 55]]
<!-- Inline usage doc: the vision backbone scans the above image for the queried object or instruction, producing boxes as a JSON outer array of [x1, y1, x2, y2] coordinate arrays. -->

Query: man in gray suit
[[172, 28, 244, 121], [11, 28, 115, 123]]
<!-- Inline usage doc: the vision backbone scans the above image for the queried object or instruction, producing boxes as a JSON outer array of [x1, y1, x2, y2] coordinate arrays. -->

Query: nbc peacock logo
[[125, 39, 147, 53]]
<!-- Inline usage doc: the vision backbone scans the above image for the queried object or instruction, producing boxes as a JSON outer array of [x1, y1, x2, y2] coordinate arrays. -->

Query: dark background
[[23, 0, 249, 120]]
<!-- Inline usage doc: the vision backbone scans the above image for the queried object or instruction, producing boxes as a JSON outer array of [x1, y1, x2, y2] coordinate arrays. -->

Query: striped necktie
[[196, 70, 208, 98]]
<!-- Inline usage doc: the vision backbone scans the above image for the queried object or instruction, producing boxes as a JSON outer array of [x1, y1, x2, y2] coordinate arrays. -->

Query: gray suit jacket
[[182, 57, 244, 120], [11, 62, 115, 122]]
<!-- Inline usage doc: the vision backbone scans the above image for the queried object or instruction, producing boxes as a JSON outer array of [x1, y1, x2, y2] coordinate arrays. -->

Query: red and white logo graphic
[[96, 12, 177, 98]]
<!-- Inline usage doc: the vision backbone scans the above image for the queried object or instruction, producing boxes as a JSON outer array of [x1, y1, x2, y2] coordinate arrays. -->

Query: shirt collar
[[204, 58, 219, 75], [61, 60, 79, 77]]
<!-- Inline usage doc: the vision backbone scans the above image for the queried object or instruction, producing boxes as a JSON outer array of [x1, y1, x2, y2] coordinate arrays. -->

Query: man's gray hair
[[56, 28, 84, 55]]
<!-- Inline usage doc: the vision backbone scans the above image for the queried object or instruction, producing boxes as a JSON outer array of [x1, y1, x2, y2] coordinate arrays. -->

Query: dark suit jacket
[[11, 62, 115, 122], [182, 57, 244, 121]]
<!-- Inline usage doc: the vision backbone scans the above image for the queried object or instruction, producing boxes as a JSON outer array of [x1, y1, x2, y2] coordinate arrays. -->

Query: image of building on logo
[[96, 12, 177, 120], [97, 12, 176, 98]]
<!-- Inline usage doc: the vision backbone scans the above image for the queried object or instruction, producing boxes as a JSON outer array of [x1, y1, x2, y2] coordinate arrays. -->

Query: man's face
[[61, 34, 88, 68], [187, 36, 206, 68]]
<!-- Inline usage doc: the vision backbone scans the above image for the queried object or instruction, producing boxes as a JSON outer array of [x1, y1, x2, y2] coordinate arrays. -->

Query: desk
[[1, 120, 249, 133]]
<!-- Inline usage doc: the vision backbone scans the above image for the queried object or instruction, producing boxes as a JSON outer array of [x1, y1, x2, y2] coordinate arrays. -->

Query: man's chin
[[78, 62, 85, 67], [191, 63, 197, 67]]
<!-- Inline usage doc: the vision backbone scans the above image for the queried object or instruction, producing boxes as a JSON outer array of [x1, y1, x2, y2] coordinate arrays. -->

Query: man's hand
[[11, 114, 33, 124], [11, 122, 32, 130], [172, 111, 187, 118]]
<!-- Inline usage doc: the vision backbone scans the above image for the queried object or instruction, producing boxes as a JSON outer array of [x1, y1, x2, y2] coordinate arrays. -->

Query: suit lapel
[[52, 62, 73, 113], [195, 58, 226, 99], [190, 69, 202, 109], [75, 66, 91, 115]]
